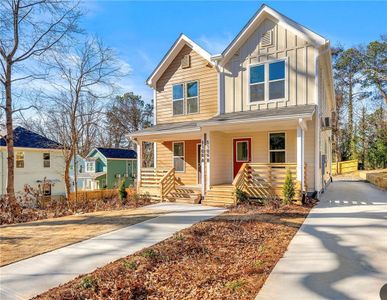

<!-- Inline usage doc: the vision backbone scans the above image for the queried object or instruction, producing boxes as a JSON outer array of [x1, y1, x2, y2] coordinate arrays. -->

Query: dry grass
[[0, 207, 162, 266], [33, 203, 310, 300]]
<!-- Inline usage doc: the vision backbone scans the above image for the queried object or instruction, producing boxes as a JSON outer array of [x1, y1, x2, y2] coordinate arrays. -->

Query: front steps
[[202, 184, 236, 207], [166, 186, 201, 204]]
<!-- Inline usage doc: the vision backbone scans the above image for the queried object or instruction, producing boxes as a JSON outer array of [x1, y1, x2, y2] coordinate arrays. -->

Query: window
[[269, 133, 286, 163], [249, 59, 286, 103], [86, 161, 95, 172], [236, 141, 249, 162], [16, 151, 24, 168], [173, 142, 185, 172], [43, 153, 50, 168], [173, 83, 184, 115], [186, 81, 198, 114], [172, 81, 199, 115]]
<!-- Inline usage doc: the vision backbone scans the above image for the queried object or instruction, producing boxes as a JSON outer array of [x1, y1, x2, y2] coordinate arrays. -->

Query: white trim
[[153, 89, 157, 125], [153, 142, 157, 168], [206, 133, 211, 191], [219, 4, 327, 66], [268, 132, 287, 164], [127, 127, 201, 138], [172, 83, 185, 116], [296, 125, 305, 191], [0, 146, 63, 153], [186, 80, 200, 115], [15, 151, 25, 169], [235, 140, 250, 162], [315, 49, 322, 195], [147, 34, 214, 88], [247, 57, 288, 105], [232, 137, 252, 180], [172, 141, 185, 173], [196, 143, 201, 185]]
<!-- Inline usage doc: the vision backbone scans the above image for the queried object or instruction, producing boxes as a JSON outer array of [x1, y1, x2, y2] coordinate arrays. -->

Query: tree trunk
[[63, 153, 72, 198], [5, 63, 20, 214]]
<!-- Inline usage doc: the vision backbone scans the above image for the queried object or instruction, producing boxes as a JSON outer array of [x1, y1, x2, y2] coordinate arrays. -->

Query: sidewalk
[[0, 203, 226, 300]]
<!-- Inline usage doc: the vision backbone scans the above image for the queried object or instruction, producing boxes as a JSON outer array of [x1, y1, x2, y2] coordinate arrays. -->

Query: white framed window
[[172, 83, 184, 115], [186, 81, 199, 114], [269, 132, 286, 163], [43, 153, 50, 168], [172, 141, 185, 172], [249, 58, 287, 104], [236, 141, 249, 162], [16, 151, 24, 168], [86, 161, 95, 172], [172, 81, 199, 116]]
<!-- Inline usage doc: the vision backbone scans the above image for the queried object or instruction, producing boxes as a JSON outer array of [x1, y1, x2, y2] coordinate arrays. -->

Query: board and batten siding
[[156, 45, 218, 124], [156, 139, 200, 185], [223, 19, 317, 113]]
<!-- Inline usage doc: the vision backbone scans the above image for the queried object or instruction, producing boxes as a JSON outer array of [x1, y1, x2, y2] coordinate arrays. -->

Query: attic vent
[[181, 54, 191, 69], [261, 30, 273, 47]]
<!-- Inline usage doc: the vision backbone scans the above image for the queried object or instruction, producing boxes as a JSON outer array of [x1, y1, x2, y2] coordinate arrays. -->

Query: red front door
[[233, 138, 251, 178]]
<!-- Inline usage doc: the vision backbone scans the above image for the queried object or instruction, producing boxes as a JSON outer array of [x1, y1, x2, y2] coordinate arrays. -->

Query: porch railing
[[140, 168, 169, 186], [232, 163, 306, 203], [159, 168, 175, 200]]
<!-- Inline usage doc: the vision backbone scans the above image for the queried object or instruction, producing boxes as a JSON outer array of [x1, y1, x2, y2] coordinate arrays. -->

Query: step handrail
[[159, 168, 175, 200]]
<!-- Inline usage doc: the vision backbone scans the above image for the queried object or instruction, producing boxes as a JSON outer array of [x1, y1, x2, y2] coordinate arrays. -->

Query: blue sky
[[81, 1, 387, 103]]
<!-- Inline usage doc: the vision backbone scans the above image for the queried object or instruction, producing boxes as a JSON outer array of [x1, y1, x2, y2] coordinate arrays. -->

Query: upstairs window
[[43, 153, 50, 168], [269, 132, 286, 163], [16, 151, 24, 168], [86, 161, 95, 173], [172, 83, 184, 115], [173, 142, 185, 172], [249, 59, 286, 103], [172, 81, 199, 116]]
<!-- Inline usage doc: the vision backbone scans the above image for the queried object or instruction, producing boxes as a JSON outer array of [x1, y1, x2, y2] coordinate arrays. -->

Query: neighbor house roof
[[128, 105, 316, 137], [0, 126, 62, 149], [216, 4, 328, 66], [146, 34, 213, 88], [94, 147, 137, 159]]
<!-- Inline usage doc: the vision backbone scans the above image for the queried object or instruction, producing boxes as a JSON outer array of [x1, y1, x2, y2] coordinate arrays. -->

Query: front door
[[233, 138, 251, 178]]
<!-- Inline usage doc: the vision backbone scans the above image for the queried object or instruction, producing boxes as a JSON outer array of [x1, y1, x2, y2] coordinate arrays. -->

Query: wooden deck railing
[[159, 168, 175, 200], [232, 163, 306, 204], [140, 168, 169, 186]]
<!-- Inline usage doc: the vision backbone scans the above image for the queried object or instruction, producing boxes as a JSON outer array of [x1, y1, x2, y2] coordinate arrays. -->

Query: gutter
[[126, 127, 201, 139]]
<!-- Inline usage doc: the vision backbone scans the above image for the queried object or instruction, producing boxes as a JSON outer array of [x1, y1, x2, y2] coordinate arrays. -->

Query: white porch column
[[200, 136, 205, 195], [136, 140, 142, 190], [297, 119, 306, 191], [205, 132, 211, 191]]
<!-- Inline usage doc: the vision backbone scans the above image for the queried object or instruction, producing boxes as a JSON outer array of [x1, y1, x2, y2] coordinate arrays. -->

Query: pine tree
[[282, 169, 295, 205], [118, 179, 128, 203]]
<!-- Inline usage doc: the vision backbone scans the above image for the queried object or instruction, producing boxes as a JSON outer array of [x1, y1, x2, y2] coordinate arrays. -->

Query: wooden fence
[[68, 188, 134, 201], [332, 160, 358, 175]]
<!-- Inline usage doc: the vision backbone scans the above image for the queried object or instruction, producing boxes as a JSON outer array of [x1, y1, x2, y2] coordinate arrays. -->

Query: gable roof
[[217, 4, 328, 66], [146, 34, 213, 88], [0, 126, 62, 150], [93, 147, 137, 159]]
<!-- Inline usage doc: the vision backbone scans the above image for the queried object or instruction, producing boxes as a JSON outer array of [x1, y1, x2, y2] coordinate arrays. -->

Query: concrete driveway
[[257, 179, 387, 300], [0, 203, 226, 300]]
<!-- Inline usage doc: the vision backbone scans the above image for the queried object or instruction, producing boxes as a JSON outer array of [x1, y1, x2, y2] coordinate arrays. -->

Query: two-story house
[[128, 5, 335, 205], [77, 147, 137, 190]]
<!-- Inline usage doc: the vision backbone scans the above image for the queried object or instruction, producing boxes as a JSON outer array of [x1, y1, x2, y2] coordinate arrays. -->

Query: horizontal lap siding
[[224, 19, 316, 113], [156, 45, 218, 124], [156, 139, 200, 185]]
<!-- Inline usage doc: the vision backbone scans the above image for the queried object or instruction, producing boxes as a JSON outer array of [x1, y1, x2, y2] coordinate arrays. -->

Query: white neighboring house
[[0, 126, 66, 198]]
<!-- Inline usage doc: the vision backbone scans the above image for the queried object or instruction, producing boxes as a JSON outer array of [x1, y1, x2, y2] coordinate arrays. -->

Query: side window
[[173, 142, 185, 172], [16, 151, 24, 168], [43, 153, 50, 168], [172, 84, 184, 115], [269, 60, 285, 100], [250, 65, 265, 102], [269, 133, 286, 163], [186, 81, 198, 114]]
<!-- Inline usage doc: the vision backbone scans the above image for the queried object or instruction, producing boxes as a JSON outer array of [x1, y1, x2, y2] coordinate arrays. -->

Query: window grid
[[16, 151, 24, 168], [172, 81, 199, 116], [172, 141, 185, 172]]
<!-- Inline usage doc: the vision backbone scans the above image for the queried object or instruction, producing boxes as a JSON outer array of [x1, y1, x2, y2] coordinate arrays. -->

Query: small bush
[[80, 276, 97, 290], [123, 259, 138, 270], [235, 188, 248, 203], [118, 179, 128, 203], [282, 169, 295, 205], [140, 249, 157, 259], [253, 259, 264, 267], [225, 279, 246, 291]]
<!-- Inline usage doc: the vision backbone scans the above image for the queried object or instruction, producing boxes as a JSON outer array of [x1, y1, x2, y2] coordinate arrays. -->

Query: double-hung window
[[269, 133, 286, 163], [249, 59, 286, 103], [43, 153, 50, 168], [173, 142, 185, 172], [16, 151, 24, 168], [86, 161, 95, 173], [172, 83, 184, 115], [172, 81, 199, 115]]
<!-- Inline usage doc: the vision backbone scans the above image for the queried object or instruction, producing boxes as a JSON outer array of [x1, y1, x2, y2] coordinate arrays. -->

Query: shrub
[[140, 249, 158, 259], [123, 259, 138, 270], [118, 179, 127, 203], [235, 188, 248, 203], [282, 169, 295, 204], [80, 276, 97, 290], [225, 279, 246, 291]]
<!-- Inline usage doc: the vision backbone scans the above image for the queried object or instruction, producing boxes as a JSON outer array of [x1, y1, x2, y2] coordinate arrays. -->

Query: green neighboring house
[[78, 147, 137, 190]]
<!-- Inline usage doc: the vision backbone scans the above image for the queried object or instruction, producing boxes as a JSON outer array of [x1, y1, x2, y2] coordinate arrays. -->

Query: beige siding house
[[128, 5, 335, 206]]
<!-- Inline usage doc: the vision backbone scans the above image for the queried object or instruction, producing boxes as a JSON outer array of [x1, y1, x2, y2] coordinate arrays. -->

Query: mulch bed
[[33, 203, 310, 300]]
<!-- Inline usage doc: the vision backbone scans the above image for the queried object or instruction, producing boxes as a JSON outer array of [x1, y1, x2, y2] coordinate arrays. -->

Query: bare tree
[[0, 0, 80, 209], [44, 38, 121, 197]]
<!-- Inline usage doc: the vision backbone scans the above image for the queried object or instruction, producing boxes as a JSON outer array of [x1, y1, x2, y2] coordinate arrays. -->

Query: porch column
[[297, 119, 306, 191], [136, 140, 142, 190], [201, 136, 205, 195], [205, 132, 211, 192]]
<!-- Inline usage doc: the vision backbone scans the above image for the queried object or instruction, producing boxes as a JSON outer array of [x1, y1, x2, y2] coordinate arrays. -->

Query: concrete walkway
[[0, 203, 226, 300], [257, 180, 387, 300]]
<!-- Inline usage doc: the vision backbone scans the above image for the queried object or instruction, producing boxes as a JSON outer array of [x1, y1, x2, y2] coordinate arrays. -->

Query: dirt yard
[[0, 207, 162, 266], [33, 203, 310, 300]]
